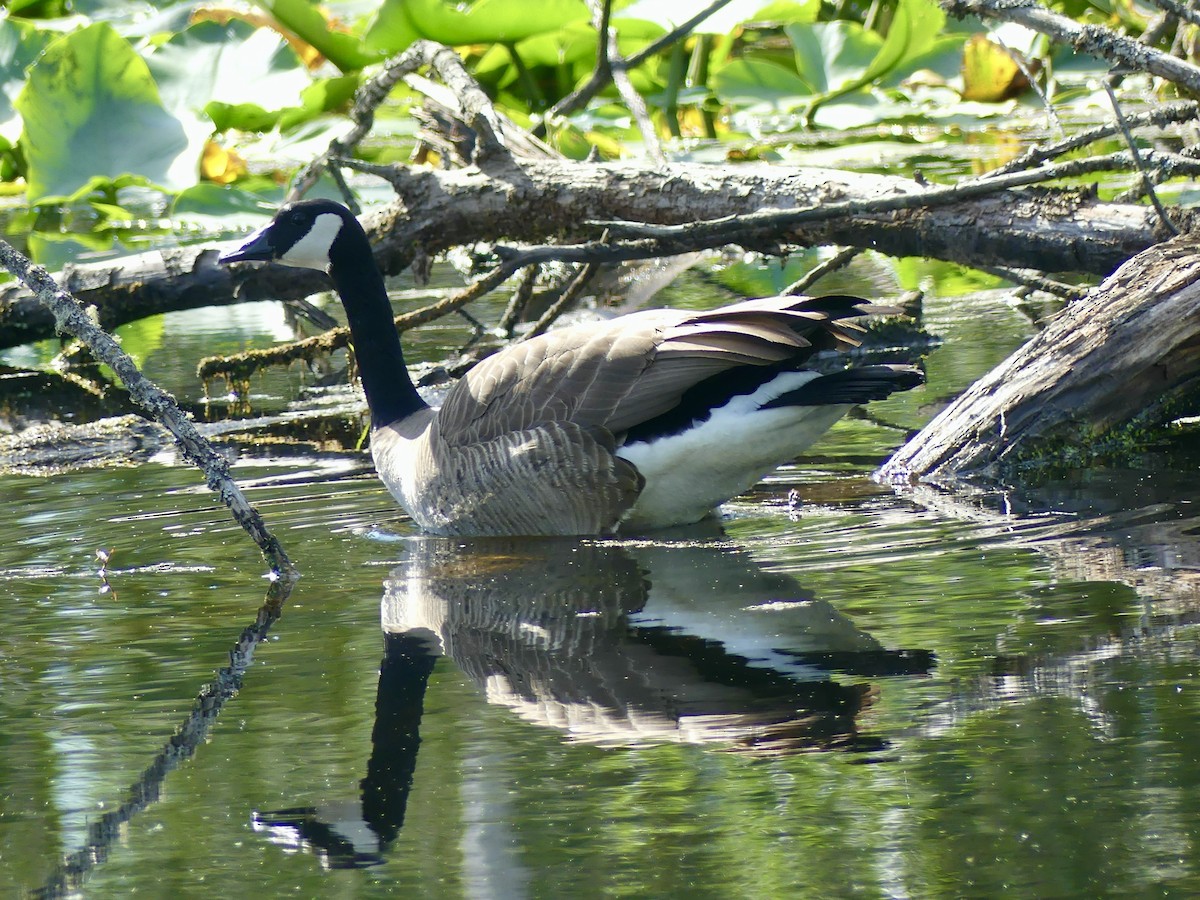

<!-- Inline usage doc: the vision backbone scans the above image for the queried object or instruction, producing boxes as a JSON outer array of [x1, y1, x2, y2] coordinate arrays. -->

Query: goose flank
[[219, 199, 923, 535]]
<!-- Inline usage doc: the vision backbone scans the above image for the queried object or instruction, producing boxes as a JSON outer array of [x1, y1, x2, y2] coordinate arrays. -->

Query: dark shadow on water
[[253, 531, 934, 868]]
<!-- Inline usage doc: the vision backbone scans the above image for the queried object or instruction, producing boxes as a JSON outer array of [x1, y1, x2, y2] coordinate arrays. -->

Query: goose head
[[219, 199, 361, 273], [218, 199, 426, 430]]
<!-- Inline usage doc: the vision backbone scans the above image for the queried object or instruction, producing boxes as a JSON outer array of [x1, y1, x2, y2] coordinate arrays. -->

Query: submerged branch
[[0, 241, 297, 579]]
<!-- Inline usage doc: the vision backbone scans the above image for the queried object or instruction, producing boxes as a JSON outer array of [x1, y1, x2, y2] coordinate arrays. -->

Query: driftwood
[[364, 156, 1179, 275], [0, 161, 1178, 353], [0, 245, 330, 351], [878, 235, 1200, 481]]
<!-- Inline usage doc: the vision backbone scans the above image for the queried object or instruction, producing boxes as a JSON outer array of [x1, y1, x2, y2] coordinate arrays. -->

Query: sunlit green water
[[2, 259, 1200, 898]]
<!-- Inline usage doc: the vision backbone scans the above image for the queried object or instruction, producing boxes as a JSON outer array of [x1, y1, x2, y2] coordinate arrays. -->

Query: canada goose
[[219, 199, 922, 535]]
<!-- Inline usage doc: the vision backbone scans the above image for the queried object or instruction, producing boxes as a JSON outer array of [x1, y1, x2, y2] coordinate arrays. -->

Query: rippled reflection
[[384, 534, 932, 753], [254, 533, 934, 867]]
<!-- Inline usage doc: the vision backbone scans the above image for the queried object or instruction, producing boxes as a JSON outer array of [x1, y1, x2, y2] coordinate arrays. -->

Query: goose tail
[[761, 364, 924, 409]]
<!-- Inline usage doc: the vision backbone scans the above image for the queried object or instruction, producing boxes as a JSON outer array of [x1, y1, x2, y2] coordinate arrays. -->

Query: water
[[2, 253, 1200, 897]]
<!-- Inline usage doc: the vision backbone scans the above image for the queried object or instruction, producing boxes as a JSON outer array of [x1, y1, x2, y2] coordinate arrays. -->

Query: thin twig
[[524, 263, 601, 338], [981, 265, 1092, 300], [0, 241, 297, 579], [198, 261, 521, 382], [498, 264, 541, 337], [584, 0, 664, 161], [783, 247, 861, 295], [1146, 0, 1200, 29], [1103, 78, 1178, 235], [988, 29, 1062, 136], [626, 0, 737, 68], [607, 30, 666, 163], [986, 101, 1200, 177], [534, 0, 736, 134]]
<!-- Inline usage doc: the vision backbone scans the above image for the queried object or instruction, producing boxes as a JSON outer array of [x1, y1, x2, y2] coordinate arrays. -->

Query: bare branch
[[987, 101, 1200, 177], [535, 0, 736, 133], [981, 266, 1092, 300], [290, 40, 509, 201], [590, 150, 1192, 246], [0, 241, 297, 579], [1146, 0, 1200, 30], [783, 247, 862, 295], [1102, 79, 1178, 235], [524, 263, 601, 338], [498, 264, 540, 337]]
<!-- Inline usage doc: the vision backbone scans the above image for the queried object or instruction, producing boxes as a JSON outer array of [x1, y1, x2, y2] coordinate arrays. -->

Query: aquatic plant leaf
[[711, 58, 814, 112], [787, 0, 944, 100], [961, 34, 1031, 102], [250, 0, 379, 72], [0, 16, 53, 143], [16, 22, 195, 202], [171, 183, 277, 228], [860, 0, 945, 86], [146, 19, 312, 133], [786, 22, 882, 95], [364, 0, 590, 55]]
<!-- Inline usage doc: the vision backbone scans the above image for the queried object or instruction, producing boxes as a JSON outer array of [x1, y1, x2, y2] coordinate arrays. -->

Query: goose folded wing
[[435, 294, 885, 447]]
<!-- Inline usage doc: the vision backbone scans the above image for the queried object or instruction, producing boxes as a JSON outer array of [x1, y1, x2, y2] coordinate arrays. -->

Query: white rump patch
[[280, 212, 343, 271]]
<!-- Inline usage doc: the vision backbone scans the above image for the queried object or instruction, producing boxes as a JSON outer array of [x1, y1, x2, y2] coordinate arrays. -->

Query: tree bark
[[878, 235, 1200, 482], [371, 158, 1174, 276], [0, 159, 1180, 351]]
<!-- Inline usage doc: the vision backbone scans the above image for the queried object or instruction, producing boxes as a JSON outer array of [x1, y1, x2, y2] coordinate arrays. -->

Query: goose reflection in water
[[384, 534, 932, 751], [255, 534, 931, 868]]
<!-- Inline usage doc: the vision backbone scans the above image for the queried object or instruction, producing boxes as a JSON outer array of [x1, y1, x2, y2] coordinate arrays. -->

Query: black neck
[[327, 234, 428, 428]]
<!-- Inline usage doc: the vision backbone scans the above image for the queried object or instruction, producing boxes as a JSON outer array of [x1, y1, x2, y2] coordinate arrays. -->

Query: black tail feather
[[762, 365, 923, 408]]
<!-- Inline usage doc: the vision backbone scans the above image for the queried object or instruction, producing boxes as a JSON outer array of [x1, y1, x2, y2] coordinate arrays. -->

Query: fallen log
[[0, 160, 1180, 352], [878, 234, 1200, 481]]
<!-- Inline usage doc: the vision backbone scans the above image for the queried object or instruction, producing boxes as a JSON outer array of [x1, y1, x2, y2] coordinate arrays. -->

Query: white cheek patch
[[280, 212, 343, 271]]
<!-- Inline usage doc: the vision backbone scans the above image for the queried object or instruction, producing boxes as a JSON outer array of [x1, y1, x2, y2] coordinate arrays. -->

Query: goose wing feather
[[435, 294, 885, 446]]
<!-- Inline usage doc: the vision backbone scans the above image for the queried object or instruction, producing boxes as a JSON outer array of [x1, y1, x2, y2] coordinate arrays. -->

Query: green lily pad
[[250, 0, 379, 73], [16, 22, 196, 203], [786, 22, 883, 96], [711, 58, 814, 113], [785, 0, 945, 102], [0, 16, 53, 143], [170, 182, 278, 229], [147, 19, 313, 133], [860, 0, 945, 86], [364, 0, 590, 55]]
